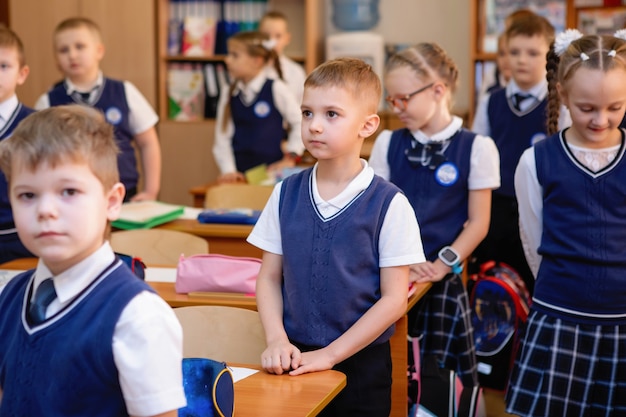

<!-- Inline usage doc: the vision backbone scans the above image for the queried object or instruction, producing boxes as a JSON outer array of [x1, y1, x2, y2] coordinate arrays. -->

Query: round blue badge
[[254, 101, 271, 118], [435, 162, 459, 187], [105, 107, 123, 125]]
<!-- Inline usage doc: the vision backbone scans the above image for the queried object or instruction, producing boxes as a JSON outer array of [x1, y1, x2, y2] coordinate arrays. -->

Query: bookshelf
[[156, 0, 324, 205], [156, 0, 323, 122], [469, 0, 580, 122]]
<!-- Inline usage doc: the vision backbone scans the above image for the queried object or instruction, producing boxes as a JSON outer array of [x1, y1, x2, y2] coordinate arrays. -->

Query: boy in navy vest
[[248, 58, 425, 417], [35, 17, 161, 202], [0, 25, 35, 263], [0, 105, 186, 417], [471, 13, 555, 294]]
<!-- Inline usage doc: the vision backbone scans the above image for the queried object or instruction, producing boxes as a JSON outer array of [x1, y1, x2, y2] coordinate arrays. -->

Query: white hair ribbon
[[554, 29, 584, 57], [608, 50, 617, 57], [614, 29, 626, 41], [580, 52, 590, 61], [261, 39, 277, 51]]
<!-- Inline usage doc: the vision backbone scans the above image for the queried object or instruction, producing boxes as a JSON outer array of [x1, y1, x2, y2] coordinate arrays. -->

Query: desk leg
[[390, 313, 408, 417]]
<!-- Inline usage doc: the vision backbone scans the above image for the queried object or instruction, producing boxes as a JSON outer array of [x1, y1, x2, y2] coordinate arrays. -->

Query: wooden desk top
[[158, 218, 253, 238], [234, 367, 346, 417]]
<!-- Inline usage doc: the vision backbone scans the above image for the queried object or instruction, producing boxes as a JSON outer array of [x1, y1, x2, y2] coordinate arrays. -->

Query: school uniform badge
[[254, 101, 271, 118], [105, 107, 123, 125], [435, 162, 459, 186]]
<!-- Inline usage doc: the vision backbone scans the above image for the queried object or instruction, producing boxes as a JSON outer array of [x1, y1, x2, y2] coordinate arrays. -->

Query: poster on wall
[[481, 0, 566, 53], [577, 8, 626, 34]]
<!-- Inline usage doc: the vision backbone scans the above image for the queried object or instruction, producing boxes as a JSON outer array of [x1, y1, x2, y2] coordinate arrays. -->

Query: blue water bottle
[[332, 0, 380, 31]]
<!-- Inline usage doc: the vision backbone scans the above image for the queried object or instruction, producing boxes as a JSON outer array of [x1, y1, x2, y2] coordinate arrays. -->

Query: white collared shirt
[[213, 71, 304, 175], [369, 115, 501, 191], [0, 95, 20, 131], [30, 242, 186, 415], [247, 159, 425, 267], [34, 71, 158, 135]]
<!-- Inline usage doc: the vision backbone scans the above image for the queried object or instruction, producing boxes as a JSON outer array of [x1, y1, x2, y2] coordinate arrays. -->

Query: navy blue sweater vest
[[387, 128, 474, 261], [231, 79, 284, 172], [48, 78, 138, 190], [0, 103, 35, 229], [534, 132, 626, 324], [488, 88, 547, 198], [0, 261, 152, 416], [278, 169, 399, 347]]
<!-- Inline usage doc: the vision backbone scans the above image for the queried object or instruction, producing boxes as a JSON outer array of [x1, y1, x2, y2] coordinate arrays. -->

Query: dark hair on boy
[[305, 57, 381, 113], [0, 24, 26, 67], [545, 34, 626, 135], [505, 13, 555, 45], [54, 16, 102, 41]]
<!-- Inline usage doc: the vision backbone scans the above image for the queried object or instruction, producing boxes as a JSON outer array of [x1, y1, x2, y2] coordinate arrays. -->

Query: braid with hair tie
[[545, 41, 561, 135]]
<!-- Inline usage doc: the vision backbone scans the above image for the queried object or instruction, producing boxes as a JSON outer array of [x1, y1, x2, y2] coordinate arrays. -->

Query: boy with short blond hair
[[0, 24, 35, 263], [35, 17, 161, 202], [259, 10, 307, 103], [0, 105, 186, 417], [248, 57, 425, 416], [471, 12, 555, 293]]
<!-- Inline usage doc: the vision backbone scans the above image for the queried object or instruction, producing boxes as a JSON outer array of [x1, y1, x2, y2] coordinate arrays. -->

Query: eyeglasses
[[385, 83, 435, 110]]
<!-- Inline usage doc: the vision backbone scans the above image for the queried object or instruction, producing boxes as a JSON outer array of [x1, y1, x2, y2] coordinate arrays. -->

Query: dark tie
[[513, 93, 532, 111], [29, 278, 57, 324]]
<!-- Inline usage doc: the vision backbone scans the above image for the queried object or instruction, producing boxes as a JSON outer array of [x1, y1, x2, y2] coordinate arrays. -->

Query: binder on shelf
[[168, 63, 205, 121], [181, 16, 217, 56], [112, 201, 185, 230], [204, 63, 220, 118]]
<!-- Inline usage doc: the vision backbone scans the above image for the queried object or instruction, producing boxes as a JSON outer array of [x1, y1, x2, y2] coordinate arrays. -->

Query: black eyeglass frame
[[385, 82, 435, 110]]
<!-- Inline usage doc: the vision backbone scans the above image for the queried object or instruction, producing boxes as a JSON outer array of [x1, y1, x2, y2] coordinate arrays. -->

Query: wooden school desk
[[156, 219, 261, 258], [149, 280, 431, 417], [233, 365, 346, 417], [0, 259, 431, 417]]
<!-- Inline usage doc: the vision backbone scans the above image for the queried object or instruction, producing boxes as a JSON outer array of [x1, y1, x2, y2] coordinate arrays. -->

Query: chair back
[[110, 229, 208, 266], [174, 305, 266, 365], [204, 184, 272, 211]]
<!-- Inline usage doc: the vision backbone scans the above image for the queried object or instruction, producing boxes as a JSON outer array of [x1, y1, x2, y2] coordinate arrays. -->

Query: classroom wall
[[325, 0, 471, 116], [10, 0, 156, 109]]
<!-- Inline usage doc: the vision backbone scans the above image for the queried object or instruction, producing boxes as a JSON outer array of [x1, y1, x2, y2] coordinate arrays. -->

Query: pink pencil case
[[175, 254, 262, 294]]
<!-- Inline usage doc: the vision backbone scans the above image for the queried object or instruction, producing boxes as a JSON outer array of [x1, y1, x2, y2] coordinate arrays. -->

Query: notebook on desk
[[197, 208, 261, 225], [112, 201, 185, 230]]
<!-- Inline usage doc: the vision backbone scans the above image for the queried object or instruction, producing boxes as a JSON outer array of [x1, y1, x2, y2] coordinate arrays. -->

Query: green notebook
[[112, 201, 185, 230]]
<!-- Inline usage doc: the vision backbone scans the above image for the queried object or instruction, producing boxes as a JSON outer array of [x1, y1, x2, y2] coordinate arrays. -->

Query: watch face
[[440, 248, 458, 264]]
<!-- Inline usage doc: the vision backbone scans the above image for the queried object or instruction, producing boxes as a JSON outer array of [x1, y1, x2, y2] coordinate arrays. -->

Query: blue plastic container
[[332, 0, 380, 31]]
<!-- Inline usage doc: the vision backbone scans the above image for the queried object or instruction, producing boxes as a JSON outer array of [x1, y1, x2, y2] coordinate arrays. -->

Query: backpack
[[468, 261, 531, 391], [408, 336, 486, 417]]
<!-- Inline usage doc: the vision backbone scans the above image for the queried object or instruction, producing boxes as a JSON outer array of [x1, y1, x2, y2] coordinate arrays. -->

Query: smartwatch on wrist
[[438, 246, 462, 274]]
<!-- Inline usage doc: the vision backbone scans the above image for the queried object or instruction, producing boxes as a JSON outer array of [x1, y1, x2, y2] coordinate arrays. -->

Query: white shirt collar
[[310, 159, 374, 214], [33, 241, 116, 304], [233, 72, 268, 103], [0, 95, 19, 124], [64, 71, 104, 95], [412, 115, 464, 145], [506, 78, 548, 101]]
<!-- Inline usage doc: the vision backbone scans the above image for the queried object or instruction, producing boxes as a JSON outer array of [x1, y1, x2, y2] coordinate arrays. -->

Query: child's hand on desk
[[288, 348, 335, 376], [411, 260, 450, 283], [217, 172, 246, 183], [262, 341, 302, 375]]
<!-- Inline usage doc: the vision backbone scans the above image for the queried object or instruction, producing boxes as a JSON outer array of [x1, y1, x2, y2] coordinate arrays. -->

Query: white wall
[[324, 0, 471, 116]]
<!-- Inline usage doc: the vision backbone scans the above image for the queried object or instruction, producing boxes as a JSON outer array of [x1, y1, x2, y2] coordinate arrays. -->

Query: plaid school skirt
[[505, 309, 626, 417]]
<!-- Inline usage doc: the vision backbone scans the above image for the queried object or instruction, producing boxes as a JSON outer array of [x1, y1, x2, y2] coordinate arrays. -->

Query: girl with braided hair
[[508, 29, 626, 416]]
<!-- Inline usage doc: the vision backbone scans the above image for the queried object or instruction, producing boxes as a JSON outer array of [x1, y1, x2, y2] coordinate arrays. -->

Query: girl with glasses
[[369, 42, 500, 389]]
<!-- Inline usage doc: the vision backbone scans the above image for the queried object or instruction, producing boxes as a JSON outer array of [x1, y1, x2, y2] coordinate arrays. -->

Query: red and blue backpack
[[468, 261, 531, 391]]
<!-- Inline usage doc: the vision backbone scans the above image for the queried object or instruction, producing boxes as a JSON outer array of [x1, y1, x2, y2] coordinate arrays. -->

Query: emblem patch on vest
[[254, 101, 271, 118], [105, 107, 123, 125], [435, 162, 459, 186]]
